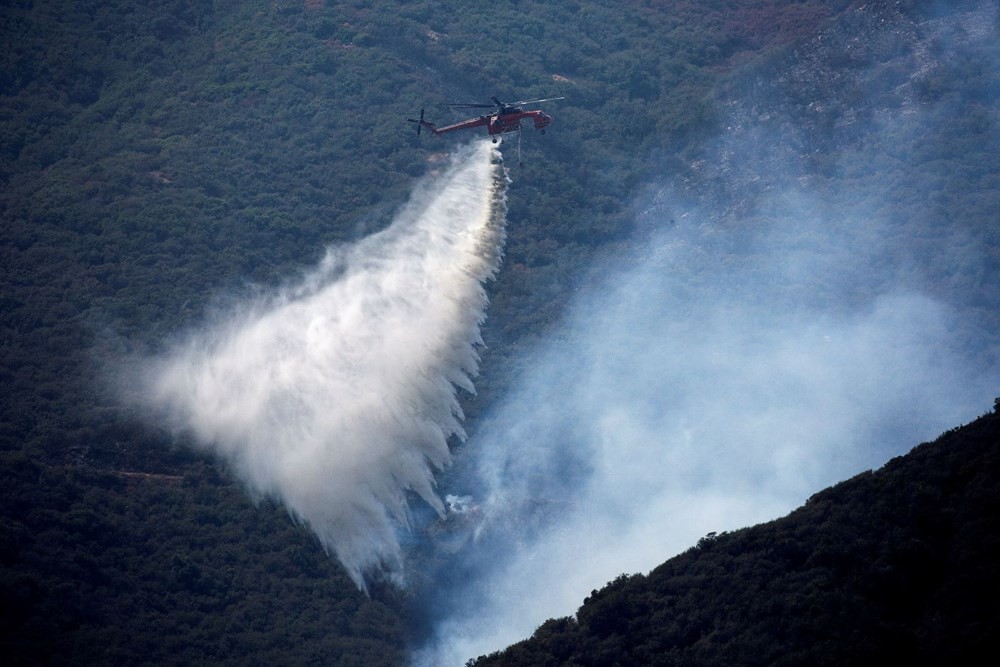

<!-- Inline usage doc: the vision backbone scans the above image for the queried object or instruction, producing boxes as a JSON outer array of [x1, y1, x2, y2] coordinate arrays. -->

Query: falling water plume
[[144, 141, 508, 591]]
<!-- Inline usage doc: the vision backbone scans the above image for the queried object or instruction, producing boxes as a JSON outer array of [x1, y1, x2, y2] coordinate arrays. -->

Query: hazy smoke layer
[[416, 3, 999, 662], [146, 142, 507, 590], [420, 214, 997, 663]]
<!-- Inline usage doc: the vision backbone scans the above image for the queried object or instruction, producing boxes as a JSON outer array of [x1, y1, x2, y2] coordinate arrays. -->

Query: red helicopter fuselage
[[422, 109, 552, 141], [408, 97, 560, 143]]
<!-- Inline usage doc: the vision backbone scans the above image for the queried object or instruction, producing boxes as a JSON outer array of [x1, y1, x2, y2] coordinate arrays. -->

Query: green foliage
[[1, 0, 996, 664], [0, 457, 406, 664], [0, 0, 858, 463], [472, 407, 1000, 665]]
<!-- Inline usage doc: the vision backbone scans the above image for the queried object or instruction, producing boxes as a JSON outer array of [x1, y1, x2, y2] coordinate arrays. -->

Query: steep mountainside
[[1, 0, 996, 664], [2, 2, 856, 663], [471, 402, 1000, 665]]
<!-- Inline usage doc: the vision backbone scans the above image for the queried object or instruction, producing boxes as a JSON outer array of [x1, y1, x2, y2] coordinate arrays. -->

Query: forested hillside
[[2, 0, 997, 664], [1, 0, 859, 470], [470, 402, 1000, 666]]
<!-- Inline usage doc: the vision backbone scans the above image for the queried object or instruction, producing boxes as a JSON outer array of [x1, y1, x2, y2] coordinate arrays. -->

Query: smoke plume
[[414, 2, 999, 662], [144, 141, 507, 590]]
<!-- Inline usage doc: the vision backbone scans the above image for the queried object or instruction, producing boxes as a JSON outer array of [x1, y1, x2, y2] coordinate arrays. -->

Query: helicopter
[[408, 96, 564, 161]]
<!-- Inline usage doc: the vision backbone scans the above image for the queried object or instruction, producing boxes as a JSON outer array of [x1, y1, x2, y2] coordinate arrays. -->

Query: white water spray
[[145, 141, 507, 590]]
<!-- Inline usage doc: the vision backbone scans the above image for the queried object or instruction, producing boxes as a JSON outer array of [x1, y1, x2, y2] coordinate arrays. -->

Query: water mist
[[143, 141, 507, 591]]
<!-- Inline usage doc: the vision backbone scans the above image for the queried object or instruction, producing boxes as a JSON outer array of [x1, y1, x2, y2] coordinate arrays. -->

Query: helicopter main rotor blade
[[512, 96, 566, 106], [443, 102, 496, 109], [440, 96, 565, 110]]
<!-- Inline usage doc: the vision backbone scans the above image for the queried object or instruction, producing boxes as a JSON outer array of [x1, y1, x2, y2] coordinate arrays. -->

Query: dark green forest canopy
[[1, 0, 997, 664], [0, 0, 857, 466], [0, 456, 409, 665], [471, 403, 1000, 666], [1, 2, 848, 662]]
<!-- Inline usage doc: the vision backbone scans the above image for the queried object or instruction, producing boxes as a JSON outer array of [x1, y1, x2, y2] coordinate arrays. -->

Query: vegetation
[[471, 402, 1000, 665], [0, 458, 406, 665], [1, 0, 996, 664]]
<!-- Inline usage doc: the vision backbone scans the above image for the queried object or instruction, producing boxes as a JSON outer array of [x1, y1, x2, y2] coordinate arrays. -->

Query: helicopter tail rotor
[[407, 108, 426, 135]]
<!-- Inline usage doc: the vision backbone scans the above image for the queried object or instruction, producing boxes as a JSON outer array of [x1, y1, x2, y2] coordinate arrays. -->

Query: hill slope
[[1, 0, 997, 664], [471, 401, 1000, 665]]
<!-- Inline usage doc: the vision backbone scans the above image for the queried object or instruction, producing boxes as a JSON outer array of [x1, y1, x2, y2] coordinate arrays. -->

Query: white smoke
[[419, 208, 997, 663], [415, 4, 1000, 661], [143, 141, 507, 591]]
